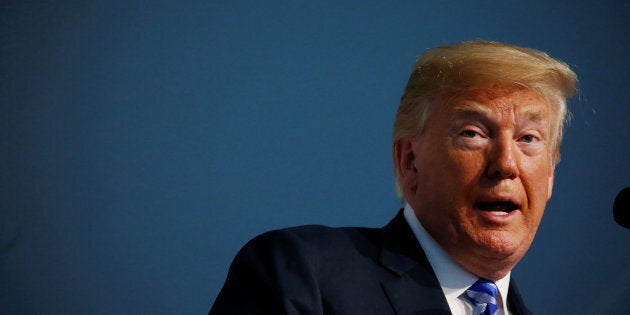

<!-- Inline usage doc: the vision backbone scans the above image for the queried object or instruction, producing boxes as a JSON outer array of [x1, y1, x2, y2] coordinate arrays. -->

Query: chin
[[475, 231, 526, 259]]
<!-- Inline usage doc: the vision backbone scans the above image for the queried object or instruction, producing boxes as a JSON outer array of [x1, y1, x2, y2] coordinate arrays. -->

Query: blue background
[[2, 1, 629, 314]]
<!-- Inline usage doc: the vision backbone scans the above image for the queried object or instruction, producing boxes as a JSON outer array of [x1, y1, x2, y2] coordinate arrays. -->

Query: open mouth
[[474, 201, 519, 214]]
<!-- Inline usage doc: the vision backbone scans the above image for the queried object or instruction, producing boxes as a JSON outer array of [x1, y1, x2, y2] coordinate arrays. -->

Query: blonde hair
[[393, 40, 577, 194]]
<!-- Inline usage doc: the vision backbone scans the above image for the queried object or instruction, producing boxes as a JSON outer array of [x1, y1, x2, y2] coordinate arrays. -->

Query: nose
[[486, 138, 519, 180]]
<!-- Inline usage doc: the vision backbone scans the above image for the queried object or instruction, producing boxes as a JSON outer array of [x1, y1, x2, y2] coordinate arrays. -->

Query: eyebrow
[[521, 109, 548, 123], [451, 104, 492, 117], [451, 103, 548, 124]]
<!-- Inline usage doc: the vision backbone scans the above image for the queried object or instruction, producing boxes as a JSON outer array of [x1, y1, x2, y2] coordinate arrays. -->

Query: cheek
[[420, 152, 485, 214], [447, 150, 487, 183], [546, 162, 556, 199], [429, 153, 475, 184], [522, 161, 554, 209]]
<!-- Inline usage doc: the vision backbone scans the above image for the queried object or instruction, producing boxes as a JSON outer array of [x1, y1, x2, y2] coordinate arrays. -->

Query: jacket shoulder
[[210, 224, 384, 314], [246, 224, 383, 261]]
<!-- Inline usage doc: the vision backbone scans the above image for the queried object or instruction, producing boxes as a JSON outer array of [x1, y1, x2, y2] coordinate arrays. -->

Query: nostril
[[486, 141, 519, 179], [491, 169, 516, 179], [487, 157, 519, 179]]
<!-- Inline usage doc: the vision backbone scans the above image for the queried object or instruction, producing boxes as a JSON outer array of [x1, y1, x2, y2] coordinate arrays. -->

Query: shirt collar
[[403, 204, 511, 310]]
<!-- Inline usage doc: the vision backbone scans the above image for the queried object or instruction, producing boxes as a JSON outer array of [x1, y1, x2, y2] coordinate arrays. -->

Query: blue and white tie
[[465, 279, 499, 315]]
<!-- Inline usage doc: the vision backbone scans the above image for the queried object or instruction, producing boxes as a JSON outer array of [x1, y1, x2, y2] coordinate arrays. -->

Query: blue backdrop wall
[[2, 1, 629, 314]]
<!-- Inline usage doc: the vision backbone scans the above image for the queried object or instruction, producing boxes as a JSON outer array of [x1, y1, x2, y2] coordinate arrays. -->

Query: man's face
[[400, 87, 555, 279]]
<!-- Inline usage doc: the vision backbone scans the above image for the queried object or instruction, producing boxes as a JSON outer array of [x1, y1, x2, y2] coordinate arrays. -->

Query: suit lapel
[[507, 277, 532, 315], [378, 210, 452, 315], [378, 210, 533, 315]]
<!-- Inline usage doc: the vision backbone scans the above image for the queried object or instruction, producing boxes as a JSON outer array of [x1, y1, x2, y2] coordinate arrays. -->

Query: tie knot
[[465, 279, 498, 315]]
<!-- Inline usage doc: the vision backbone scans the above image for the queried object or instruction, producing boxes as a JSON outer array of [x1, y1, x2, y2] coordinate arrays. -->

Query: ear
[[395, 139, 419, 195], [547, 164, 555, 199]]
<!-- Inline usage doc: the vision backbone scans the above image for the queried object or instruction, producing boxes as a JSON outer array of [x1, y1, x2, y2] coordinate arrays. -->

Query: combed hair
[[393, 40, 577, 195]]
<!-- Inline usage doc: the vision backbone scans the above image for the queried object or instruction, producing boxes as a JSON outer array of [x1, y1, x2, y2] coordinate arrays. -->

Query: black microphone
[[613, 187, 630, 229]]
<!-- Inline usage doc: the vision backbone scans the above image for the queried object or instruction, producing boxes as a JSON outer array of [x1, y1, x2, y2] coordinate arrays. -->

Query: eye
[[519, 134, 537, 143], [461, 130, 479, 138], [454, 126, 487, 149]]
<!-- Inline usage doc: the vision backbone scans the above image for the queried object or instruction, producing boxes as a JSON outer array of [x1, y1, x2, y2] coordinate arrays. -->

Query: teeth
[[475, 201, 517, 213], [490, 211, 510, 216]]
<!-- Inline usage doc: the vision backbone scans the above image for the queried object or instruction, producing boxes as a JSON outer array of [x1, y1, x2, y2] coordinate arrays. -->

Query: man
[[210, 40, 577, 315]]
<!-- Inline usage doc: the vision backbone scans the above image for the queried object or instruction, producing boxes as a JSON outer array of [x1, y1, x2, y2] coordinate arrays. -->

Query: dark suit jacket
[[210, 209, 532, 315]]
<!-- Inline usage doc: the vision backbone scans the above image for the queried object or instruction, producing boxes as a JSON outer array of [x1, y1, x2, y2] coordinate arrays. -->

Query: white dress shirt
[[403, 204, 511, 315]]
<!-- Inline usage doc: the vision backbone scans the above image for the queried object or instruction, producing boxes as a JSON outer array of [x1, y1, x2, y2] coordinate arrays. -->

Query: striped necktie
[[465, 279, 499, 315]]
